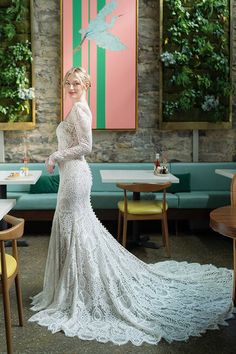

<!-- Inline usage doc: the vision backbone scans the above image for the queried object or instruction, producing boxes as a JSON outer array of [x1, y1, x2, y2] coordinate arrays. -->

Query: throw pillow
[[168, 173, 191, 193], [30, 175, 60, 194]]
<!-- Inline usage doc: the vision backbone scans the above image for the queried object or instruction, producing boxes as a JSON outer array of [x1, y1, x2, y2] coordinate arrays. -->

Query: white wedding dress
[[29, 102, 234, 346]]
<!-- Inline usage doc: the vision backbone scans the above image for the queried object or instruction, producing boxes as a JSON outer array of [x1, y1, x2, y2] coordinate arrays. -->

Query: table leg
[[132, 192, 160, 249], [130, 192, 140, 244], [0, 184, 7, 199], [0, 185, 7, 230]]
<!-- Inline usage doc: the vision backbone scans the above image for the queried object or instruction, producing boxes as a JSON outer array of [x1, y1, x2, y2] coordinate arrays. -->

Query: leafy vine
[[0, 0, 34, 123], [161, 0, 231, 123]]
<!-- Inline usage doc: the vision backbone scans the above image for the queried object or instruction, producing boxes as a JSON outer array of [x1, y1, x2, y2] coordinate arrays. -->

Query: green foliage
[[178, 89, 197, 111], [6, 0, 26, 22], [161, 0, 231, 123], [0, 0, 33, 123], [171, 67, 192, 87], [2, 23, 16, 40], [163, 101, 178, 117]]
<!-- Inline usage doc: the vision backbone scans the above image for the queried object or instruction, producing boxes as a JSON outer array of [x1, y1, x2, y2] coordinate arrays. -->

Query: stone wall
[[4, 0, 236, 163]]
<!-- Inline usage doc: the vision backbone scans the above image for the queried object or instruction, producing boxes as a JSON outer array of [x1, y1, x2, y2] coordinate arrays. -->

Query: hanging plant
[[0, 0, 34, 124], [160, 0, 232, 128]]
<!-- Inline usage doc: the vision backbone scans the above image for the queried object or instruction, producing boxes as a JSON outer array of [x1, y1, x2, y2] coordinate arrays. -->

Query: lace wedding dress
[[29, 102, 234, 346]]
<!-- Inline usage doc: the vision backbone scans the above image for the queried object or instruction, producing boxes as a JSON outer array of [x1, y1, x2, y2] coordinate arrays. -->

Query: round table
[[210, 206, 236, 301]]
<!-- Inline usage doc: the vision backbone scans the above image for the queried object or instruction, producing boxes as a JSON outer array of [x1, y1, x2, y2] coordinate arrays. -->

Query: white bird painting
[[73, 0, 126, 53]]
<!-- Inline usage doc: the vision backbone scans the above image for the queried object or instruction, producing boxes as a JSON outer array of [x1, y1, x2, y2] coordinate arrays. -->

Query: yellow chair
[[0, 214, 25, 354], [117, 182, 171, 257]]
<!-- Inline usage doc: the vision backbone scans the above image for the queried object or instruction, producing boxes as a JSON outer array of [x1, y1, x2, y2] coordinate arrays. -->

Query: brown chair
[[231, 174, 236, 207], [0, 215, 25, 354], [117, 182, 172, 257]]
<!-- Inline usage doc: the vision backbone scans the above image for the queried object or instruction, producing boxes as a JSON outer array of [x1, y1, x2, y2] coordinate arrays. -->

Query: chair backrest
[[231, 174, 236, 207], [0, 215, 25, 354], [116, 182, 172, 193], [0, 215, 24, 241]]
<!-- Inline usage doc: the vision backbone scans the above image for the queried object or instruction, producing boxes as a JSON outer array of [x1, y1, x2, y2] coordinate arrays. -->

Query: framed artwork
[[61, 0, 137, 130], [159, 0, 232, 130]]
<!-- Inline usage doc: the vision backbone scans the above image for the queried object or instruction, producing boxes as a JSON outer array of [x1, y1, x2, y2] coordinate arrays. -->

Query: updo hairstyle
[[64, 67, 91, 90]]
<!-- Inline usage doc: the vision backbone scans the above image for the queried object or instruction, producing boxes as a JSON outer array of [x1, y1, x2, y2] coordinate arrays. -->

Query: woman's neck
[[72, 96, 87, 105]]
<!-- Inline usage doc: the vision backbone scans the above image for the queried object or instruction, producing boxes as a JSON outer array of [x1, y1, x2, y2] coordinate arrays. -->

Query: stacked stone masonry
[[4, 0, 236, 163]]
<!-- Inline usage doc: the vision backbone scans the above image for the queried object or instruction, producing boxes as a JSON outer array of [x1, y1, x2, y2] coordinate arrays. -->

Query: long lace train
[[29, 102, 234, 345]]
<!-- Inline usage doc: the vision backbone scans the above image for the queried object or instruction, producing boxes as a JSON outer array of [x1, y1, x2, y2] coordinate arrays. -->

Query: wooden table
[[0, 199, 17, 242], [100, 170, 179, 184], [215, 169, 236, 179], [0, 170, 41, 246], [0, 199, 16, 220], [210, 205, 236, 301], [100, 169, 179, 248], [0, 170, 42, 199]]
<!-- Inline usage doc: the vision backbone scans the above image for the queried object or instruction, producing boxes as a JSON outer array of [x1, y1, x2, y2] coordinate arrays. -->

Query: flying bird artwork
[[62, 0, 136, 129], [73, 0, 126, 53]]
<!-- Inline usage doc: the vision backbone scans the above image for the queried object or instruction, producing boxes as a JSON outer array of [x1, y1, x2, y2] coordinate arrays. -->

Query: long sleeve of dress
[[48, 102, 92, 165]]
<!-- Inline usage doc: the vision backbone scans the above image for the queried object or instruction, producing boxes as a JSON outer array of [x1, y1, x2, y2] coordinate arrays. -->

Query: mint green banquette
[[0, 162, 235, 220], [169, 162, 236, 209]]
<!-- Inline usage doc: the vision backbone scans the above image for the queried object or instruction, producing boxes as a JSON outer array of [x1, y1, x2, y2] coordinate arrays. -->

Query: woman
[[30, 67, 234, 345]]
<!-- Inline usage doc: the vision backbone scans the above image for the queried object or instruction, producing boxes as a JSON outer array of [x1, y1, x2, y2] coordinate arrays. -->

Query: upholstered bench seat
[[174, 191, 231, 209], [8, 192, 58, 210], [155, 193, 179, 208]]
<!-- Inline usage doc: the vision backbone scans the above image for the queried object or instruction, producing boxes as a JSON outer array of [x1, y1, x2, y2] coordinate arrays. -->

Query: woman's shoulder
[[72, 101, 92, 119], [67, 101, 92, 130], [73, 101, 90, 110]]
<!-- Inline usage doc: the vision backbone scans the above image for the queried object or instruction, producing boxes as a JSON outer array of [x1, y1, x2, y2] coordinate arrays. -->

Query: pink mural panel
[[106, 0, 136, 129], [62, 0, 137, 129]]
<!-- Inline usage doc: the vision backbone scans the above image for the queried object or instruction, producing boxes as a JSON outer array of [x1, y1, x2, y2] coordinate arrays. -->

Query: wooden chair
[[231, 174, 236, 207], [117, 182, 172, 257], [0, 214, 25, 354]]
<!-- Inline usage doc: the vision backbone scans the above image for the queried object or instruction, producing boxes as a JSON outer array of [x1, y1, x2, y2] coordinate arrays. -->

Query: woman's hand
[[45, 158, 55, 174]]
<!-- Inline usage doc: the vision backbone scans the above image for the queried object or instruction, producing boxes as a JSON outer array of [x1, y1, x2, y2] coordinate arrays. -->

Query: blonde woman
[[29, 67, 234, 346]]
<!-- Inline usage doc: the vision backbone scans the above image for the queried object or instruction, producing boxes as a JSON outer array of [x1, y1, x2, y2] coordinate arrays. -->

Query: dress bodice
[[56, 118, 75, 151], [48, 102, 92, 165]]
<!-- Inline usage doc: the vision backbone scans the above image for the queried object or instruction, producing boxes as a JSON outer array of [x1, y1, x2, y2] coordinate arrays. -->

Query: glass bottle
[[154, 153, 161, 173]]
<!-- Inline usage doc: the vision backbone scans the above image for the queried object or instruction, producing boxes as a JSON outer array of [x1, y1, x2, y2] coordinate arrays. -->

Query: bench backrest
[[1, 162, 235, 193], [169, 162, 236, 191]]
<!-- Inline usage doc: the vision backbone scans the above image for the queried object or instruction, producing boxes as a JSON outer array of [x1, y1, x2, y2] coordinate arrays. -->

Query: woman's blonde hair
[[63, 67, 91, 89]]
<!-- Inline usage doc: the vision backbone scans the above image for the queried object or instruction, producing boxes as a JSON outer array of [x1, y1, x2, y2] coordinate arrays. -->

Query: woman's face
[[64, 72, 85, 101]]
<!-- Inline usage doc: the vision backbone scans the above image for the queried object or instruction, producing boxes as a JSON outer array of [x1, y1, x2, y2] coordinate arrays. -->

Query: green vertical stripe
[[88, 40, 91, 105], [73, 0, 82, 67], [96, 0, 106, 128], [88, 0, 91, 105]]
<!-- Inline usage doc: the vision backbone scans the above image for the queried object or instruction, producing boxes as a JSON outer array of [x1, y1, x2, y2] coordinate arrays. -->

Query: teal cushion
[[168, 173, 191, 193], [177, 192, 209, 208], [11, 193, 58, 210], [155, 193, 179, 208], [29, 175, 60, 194]]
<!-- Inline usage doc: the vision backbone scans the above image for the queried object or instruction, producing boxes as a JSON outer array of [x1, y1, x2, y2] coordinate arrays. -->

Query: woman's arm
[[47, 102, 92, 167]]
